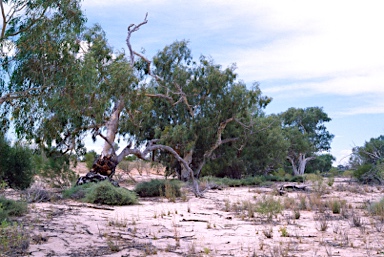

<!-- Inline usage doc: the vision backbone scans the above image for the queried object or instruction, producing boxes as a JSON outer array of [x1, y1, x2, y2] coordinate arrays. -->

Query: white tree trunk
[[101, 100, 124, 157], [288, 153, 315, 176]]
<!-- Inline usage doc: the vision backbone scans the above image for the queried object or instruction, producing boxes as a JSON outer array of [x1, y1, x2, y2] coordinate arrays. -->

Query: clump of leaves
[[134, 179, 181, 198], [64, 181, 138, 205], [255, 195, 283, 221]]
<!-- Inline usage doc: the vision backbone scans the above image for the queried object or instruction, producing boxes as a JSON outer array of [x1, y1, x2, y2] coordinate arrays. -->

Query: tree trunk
[[287, 153, 315, 176]]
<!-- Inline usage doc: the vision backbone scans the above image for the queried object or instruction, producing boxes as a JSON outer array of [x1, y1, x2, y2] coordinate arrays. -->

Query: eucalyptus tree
[[5, 10, 271, 196], [349, 135, 384, 184], [280, 107, 334, 175], [0, 0, 85, 131]]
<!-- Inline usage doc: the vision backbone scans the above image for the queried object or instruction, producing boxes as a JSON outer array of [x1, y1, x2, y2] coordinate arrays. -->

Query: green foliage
[[280, 107, 334, 175], [0, 134, 34, 189], [62, 183, 93, 200], [64, 181, 137, 205], [349, 135, 384, 184], [32, 150, 78, 188], [0, 197, 28, 222], [255, 195, 283, 221], [85, 181, 138, 205], [134, 179, 181, 198], [1, 0, 85, 134], [306, 154, 336, 173], [84, 150, 97, 170]]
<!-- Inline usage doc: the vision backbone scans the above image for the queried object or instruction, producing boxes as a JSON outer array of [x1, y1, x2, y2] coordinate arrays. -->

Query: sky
[[80, 0, 384, 165]]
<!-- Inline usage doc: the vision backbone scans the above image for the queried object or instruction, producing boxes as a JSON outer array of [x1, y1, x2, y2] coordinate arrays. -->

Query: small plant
[[106, 237, 120, 252], [293, 209, 300, 219], [315, 214, 329, 232], [327, 176, 335, 187], [278, 226, 289, 237], [108, 215, 128, 228], [351, 213, 363, 227], [262, 227, 273, 238], [224, 199, 231, 212], [330, 198, 341, 214], [298, 194, 307, 210]]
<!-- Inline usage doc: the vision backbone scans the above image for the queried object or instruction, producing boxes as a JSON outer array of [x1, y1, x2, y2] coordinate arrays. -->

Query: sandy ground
[[5, 163, 384, 257]]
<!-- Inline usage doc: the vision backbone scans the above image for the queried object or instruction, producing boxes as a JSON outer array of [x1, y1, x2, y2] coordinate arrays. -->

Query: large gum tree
[[280, 107, 334, 176], [4, 12, 271, 196]]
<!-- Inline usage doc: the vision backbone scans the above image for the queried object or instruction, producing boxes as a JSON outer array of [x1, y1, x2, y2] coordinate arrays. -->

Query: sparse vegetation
[[0, 220, 30, 256], [255, 195, 283, 221]]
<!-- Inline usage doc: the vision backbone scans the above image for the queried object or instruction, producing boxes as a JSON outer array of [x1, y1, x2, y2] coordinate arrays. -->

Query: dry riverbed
[[4, 166, 384, 257]]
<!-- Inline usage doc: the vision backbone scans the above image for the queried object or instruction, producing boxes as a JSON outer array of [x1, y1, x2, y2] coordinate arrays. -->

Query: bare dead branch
[[126, 13, 148, 65]]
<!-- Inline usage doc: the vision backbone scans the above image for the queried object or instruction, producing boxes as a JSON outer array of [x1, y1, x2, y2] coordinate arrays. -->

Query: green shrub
[[32, 150, 78, 189], [64, 181, 137, 205], [134, 179, 181, 198], [85, 181, 138, 205], [330, 199, 341, 214], [63, 183, 93, 200], [353, 164, 372, 180], [0, 197, 28, 221], [0, 135, 34, 190]]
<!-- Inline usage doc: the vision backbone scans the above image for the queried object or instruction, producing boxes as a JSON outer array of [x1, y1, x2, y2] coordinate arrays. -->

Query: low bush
[[0, 135, 35, 190], [85, 181, 138, 205], [32, 150, 78, 189], [63, 181, 137, 205], [0, 197, 28, 222], [135, 179, 181, 198]]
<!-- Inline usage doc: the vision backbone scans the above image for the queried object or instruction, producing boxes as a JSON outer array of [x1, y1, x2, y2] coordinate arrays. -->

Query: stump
[[76, 155, 119, 187]]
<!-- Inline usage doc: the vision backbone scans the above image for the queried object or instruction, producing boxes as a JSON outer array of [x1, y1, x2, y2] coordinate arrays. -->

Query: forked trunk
[[287, 153, 315, 176]]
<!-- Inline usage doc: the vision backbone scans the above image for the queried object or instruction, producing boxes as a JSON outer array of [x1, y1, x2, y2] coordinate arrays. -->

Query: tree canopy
[[0, 4, 339, 195], [280, 107, 334, 175]]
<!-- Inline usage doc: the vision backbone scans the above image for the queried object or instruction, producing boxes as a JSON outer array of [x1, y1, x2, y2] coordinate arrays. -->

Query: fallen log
[[278, 184, 307, 195]]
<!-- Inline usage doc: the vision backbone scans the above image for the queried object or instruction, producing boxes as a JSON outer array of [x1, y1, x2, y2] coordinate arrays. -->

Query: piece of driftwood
[[278, 184, 307, 195], [75, 172, 119, 187]]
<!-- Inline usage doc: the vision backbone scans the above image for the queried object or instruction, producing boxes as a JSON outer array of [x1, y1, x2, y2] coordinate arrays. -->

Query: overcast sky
[[81, 0, 384, 165]]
